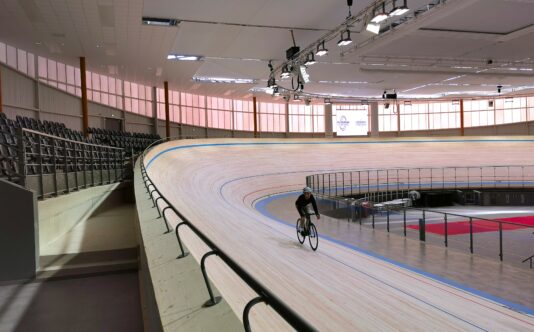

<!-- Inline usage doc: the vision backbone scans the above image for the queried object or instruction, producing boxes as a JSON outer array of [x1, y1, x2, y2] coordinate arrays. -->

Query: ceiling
[[1, 0, 534, 102]]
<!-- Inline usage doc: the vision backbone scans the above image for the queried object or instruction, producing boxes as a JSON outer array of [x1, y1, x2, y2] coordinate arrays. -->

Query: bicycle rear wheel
[[308, 223, 318, 251], [296, 219, 305, 244]]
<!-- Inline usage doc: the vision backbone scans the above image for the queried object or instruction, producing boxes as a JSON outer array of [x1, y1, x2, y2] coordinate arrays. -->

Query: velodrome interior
[[1, 0, 534, 331]]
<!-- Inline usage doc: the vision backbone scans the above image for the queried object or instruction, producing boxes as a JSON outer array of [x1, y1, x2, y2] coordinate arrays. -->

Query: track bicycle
[[296, 212, 319, 251]]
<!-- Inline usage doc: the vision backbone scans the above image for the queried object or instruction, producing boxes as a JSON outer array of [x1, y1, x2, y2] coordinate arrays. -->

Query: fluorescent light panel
[[167, 54, 203, 61], [142, 17, 179, 26], [192, 76, 256, 84]]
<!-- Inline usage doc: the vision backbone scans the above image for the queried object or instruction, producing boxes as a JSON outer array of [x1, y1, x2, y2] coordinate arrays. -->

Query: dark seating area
[[0, 113, 159, 198], [89, 127, 160, 155]]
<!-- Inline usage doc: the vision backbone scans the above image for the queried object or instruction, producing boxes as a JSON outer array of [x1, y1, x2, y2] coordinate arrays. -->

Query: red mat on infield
[[407, 216, 534, 235]]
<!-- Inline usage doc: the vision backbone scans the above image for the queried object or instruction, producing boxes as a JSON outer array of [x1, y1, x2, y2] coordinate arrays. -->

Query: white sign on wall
[[335, 110, 368, 136]]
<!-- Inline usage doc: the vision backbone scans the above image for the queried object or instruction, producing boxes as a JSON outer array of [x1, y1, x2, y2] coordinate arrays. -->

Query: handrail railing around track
[[306, 165, 534, 200], [312, 190, 534, 263], [522, 254, 534, 269], [140, 139, 316, 332]]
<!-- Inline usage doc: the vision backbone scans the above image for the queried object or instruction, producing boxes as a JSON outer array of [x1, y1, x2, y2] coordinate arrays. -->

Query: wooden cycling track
[[144, 137, 534, 331]]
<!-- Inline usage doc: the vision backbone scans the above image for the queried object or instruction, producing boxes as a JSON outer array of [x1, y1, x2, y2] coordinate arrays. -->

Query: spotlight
[[273, 86, 280, 96], [304, 52, 317, 66], [371, 3, 388, 23], [324, 98, 332, 104], [366, 22, 381, 34], [316, 41, 328, 57], [497, 85, 502, 93], [281, 65, 291, 79], [304, 98, 311, 106], [267, 76, 277, 88], [389, 0, 409, 16], [293, 94, 302, 102], [337, 29, 352, 46]]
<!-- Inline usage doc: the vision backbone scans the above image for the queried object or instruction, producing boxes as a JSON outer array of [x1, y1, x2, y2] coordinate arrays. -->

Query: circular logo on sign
[[337, 115, 349, 131]]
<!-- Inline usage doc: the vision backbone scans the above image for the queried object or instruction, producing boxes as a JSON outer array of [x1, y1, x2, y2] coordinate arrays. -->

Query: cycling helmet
[[303, 187, 312, 193]]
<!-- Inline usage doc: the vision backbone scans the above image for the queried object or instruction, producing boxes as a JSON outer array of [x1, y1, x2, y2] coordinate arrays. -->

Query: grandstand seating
[[0, 113, 160, 195], [88, 127, 160, 155]]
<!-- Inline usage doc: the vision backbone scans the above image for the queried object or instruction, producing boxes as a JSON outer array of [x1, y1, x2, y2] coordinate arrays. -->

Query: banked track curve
[[144, 137, 534, 331]]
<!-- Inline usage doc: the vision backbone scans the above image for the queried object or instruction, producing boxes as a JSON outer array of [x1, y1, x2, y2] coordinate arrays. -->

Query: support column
[[80, 57, 89, 137], [0, 65, 3, 114], [460, 99, 465, 136], [164, 81, 170, 139], [370, 101, 379, 137], [285, 101, 290, 138], [324, 103, 333, 138], [253, 96, 258, 138], [152, 86, 158, 135]]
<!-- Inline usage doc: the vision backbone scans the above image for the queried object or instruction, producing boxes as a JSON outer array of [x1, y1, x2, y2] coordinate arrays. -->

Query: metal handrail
[[307, 165, 534, 200], [22, 127, 124, 150], [522, 254, 534, 268], [140, 138, 316, 332]]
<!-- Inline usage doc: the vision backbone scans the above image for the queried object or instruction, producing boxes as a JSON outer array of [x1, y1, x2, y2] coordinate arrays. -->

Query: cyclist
[[295, 187, 320, 235]]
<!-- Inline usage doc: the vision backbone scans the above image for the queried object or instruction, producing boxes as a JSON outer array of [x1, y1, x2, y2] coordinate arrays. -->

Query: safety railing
[[17, 128, 127, 198], [306, 165, 534, 200], [140, 139, 316, 332], [313, 193, 534, 265]]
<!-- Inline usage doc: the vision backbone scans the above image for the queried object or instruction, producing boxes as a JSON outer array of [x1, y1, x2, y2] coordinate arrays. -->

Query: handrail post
[[73, 143, 79, 190], [37, 135, 44, 198], [82, 144, 87, 188], [154, 196, 165, 219], [444, 214, 448, 247], [386, 208, 390, 232], [174, 221, 189, 258], [63, 140, 69, 193], [52, 137, 58, 196], [17, 128, 27, 187], [243, 296, 266, 332], [499, 222, 503, 261], [372, 208, 375, 229], [200, 250, 222, 307], [160, 206, 173, 233], [403, 209, 406, 236], [469, 217, 474, 254]]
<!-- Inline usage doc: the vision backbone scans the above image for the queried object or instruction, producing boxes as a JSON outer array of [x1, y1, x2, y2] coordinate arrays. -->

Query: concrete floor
[[0, 203, 143, 332], [261, 194, 534, 310], [0, 272, 142, 332]]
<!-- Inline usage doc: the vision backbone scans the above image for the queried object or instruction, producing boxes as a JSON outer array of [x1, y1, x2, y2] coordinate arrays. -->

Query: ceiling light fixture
[[142, 17, 179, 26], [337, 29, 352, 46], [315, 41, 328, 56], [304, 52, 317, 66], [366, 22, 381, 34], [371, 3, 388, 23], [324, 98, 332, 104], [294, 94, 302, 102], [167, 54, 204, 61], [267, 76, 277, 88], [281, 65, 291, 79], [389, 0, 409, 16]]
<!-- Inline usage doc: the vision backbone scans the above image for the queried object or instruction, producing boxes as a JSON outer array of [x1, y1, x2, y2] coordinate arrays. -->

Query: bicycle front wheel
[[308, 223, 318, 251], [296, 219, 305, 244]]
